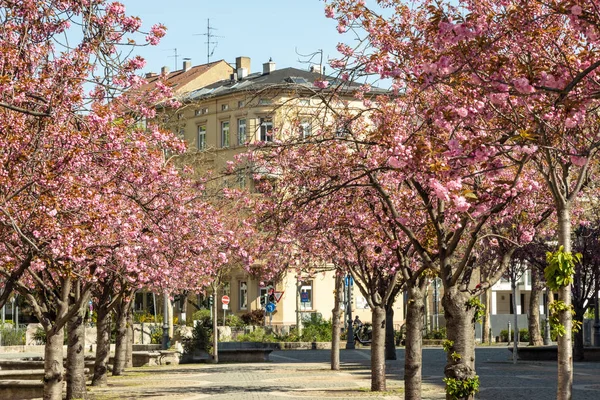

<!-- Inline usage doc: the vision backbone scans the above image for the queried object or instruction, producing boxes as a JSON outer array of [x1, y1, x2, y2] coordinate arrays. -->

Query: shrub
[[133, 311, 156, 323], [224, 314, 244, 328], [235, 327, 277, 342], [30, 326, 67, 345], [277, 328, 301, 342], [499, 328, 530, 342], [192, 309, 211, 323], [148, 325, 164, 344], [240, 310, 265, 325], [0, 325, 26, 346], [183, 314, 213, 354], [424, 327, 446, 340], [300, 315, 332, 342]]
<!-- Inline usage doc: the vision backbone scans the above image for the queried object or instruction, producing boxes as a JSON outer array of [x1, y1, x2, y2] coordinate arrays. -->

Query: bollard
[[508, 321, 512, 345]]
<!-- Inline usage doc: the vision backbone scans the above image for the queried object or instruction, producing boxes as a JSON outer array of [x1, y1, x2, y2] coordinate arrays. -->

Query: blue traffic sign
[[344, 275, 354, 286], [265, 302, 276, 313], [300, 292, 309, 303]]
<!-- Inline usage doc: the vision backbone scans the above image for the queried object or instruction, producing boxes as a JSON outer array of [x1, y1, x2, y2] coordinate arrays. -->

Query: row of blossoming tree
[[0, 2, 250, 400], [240, 1, 600, 399]]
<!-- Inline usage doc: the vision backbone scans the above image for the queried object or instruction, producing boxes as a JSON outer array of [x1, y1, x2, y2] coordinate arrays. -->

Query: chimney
[[236, 56, 251, 74], [237, 67, 248, 79], [145, 72, 158, 78], [161, 66, 170, 75], [263, 58, 276, 75], [310, 65, 323, 75], [183, 59, 192, 72]]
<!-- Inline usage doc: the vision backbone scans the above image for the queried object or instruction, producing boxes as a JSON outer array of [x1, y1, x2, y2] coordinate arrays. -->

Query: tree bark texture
[[442, 287, 476, 400], [512, 280, 518, 364], [557, 206, 573, 400], [112, 297, 130, 376], [331, 274, 343, 371], [370, 305, 386, 391], [404, 285, 424, 400], [66, 306, 87, 400], [44, 327, 65, 400], [385, 304, 396, 360], [482, 287, 491, 344], [528, 270, 544, 346], [92, 305, 111, 386], [125, 306, 134, 368]]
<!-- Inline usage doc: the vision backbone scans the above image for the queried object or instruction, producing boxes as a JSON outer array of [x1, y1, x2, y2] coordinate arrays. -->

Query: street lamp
[[594, 278, 600, 347], [345, 274, 355, 350], [162, 292, 170, 350]]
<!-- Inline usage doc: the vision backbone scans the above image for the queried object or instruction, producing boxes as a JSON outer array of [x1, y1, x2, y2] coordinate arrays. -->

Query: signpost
[[222, 295, 230, 325]]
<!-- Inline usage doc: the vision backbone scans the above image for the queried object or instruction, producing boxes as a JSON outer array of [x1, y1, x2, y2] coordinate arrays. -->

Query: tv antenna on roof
[[194, 19, 223, 64], [165, 48, 187, 70]]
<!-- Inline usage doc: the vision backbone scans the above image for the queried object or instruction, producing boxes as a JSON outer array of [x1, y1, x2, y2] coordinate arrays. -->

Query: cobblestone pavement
[[81, 347, 600, 400]]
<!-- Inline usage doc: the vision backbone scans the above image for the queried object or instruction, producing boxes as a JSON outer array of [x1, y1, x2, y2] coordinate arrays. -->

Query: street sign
[[344, 275, 354, 286], [265, 302, 276, 313], [300, 292, 309, 303], [222, 304, 229, 310], [221, 295, 230, 305], [274, 291, 284, 303]]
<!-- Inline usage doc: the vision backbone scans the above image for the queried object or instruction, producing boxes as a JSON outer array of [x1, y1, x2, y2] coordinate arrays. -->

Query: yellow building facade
[[151, 57, 405, 330]]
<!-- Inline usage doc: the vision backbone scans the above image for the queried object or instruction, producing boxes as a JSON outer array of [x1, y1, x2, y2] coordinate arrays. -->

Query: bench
[[0, 380, 47, 400], [218, 348, 273, 362]]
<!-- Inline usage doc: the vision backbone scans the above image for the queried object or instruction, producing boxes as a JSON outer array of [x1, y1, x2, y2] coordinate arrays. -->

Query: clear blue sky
[[123, 0, 343, 75]]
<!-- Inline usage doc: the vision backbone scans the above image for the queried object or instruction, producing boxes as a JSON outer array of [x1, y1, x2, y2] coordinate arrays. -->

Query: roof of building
[[141, 60, 231, 94], [185, 66, 386, 101]]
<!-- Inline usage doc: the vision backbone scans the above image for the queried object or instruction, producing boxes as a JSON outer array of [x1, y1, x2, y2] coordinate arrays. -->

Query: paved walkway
[[80, 347, 600, 400]]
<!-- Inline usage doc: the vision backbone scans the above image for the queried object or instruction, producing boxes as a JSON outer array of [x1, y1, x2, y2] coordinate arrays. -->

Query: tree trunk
[[66, 305, 87, 399], [44, 327, 65, 400], [125, 307, 134, 368], [385, 304, 396, 360], [442, 286, 476, 400], [557, 206, 573, 400], [528, 271, 543, 346], [370, 305, 386, 391], [482, 287, 491, 344], [404, 285, 424, 400], [573, 308, 585, 361], [112, 298, 129, 376], [92, 305, 111, 386], [212, 292, 218, 363], [331, 274, 343, 370], [512, 280, 518, 364]]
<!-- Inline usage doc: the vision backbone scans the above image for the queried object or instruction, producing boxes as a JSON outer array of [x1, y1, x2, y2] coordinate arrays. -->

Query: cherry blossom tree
[[325, 1, 600, 397]]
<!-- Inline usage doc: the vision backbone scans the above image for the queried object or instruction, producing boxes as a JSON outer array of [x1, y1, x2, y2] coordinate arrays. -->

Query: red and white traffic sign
[[221, 295, 230, 305], [274, 291, 284, 303]]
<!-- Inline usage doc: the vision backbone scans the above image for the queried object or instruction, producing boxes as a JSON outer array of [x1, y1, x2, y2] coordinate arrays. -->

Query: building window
[[237, 118, 246, 145], [177, 128, 185, 140], [239, 282, 248, 310], [197, 125, 206, 150], [259, 282, 274, 308], [258, 98, 272, 105], [299, 119, 312, 138], [298, 99, 310, 106], [221, 121, 230, 148], [238, 100, 245, 108], [223, 282, 231, 296], [300, 280, 313, 310], [195, 107, 208, 116], [221, 103, 229, 111], [260, 118, 273, 142]]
